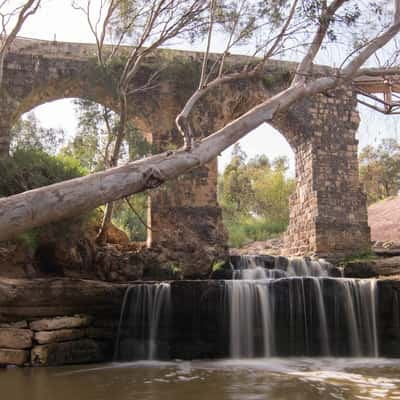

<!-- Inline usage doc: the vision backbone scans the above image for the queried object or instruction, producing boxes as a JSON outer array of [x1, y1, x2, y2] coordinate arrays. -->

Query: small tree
[[360, 138, 400, 204]]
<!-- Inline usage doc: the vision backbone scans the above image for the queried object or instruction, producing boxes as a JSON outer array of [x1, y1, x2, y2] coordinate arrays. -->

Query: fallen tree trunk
[[0, 79, 333, 241]]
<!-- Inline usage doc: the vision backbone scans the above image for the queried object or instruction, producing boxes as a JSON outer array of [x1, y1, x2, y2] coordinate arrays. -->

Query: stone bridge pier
[[279, 89, 370, 258], [0, 38, 371, 276]]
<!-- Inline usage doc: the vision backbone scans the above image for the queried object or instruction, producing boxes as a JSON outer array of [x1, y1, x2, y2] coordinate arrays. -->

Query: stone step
[[0, 328, 33, 349], [30, 315, 92, 331], [0, 348, 29, 366]]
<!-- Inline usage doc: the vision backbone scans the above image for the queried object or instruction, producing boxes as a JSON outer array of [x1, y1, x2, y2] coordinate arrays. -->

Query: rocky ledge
[[0, 278, 127, 367], [343, 256, 400, 278], [1, 276, 400, 366]]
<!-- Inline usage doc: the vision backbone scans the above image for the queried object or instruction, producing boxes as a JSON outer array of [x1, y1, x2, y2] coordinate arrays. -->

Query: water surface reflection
[[1, 358, 400, 400]]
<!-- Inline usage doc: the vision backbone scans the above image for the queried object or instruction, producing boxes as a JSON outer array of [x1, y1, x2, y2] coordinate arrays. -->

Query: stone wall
[[1, 277, 400, 366], [0, 315, 115, 366], [0, 278, 125, 367]]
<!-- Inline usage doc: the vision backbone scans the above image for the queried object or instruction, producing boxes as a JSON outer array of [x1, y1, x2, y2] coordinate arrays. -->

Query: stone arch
[[0, 38, 371, 276]]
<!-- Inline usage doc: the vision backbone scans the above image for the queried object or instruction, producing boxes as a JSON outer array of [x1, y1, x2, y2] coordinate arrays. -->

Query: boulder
[[344, 256, 400, 278], [0, 349, 29, 365], [31, 339, 105, 366], [30, 315, 92, 331], [0, 328, 33, 349], [343, 261, 377, 278], [34, 328, 86, 344], [34, 216, 99, 278], [106, 224, 129, 245], [0, 243, 36, 279], [95, 245, 144, 281]]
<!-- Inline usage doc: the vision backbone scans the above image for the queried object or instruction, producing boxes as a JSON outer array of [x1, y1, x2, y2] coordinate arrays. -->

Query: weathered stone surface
[[377, 279, 400, 357], [0, 328, 33, 349], [34, 328, 86, 344], [95, 245, 145, 282], [31, 339, 105, 366], [344, 256, 400, 278], [86, 327, 115, 340], [0, 320, 28, 328], [0, 348, 28, 365], [374, 248, 400, 257], [30, 315, 92, 331], [0, 243, 35, 279], [0, 278, 126, 320]]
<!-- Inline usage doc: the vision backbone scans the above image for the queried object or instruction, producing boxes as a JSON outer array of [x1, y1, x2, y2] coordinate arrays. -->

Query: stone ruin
[[0, 38, 371, 276]]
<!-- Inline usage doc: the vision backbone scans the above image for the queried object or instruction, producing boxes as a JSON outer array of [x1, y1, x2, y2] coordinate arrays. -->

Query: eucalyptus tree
[[0, 0, 41, 86], [1, 0, 400, 241], [72, 0, 207, 241]]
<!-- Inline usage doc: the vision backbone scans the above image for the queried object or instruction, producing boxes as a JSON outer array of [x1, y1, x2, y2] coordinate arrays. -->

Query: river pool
[[1, 358, 400, 400]]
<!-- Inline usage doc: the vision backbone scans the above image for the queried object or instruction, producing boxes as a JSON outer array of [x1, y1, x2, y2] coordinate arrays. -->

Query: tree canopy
[[360, 138, 400, 204], [219, 144, 294, 247]]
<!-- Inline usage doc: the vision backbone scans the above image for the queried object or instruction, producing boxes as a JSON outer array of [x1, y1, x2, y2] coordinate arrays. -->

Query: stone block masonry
[[0, 314, 116, 366], [0, 38, 371, 272], [0, 278, 126, 367]]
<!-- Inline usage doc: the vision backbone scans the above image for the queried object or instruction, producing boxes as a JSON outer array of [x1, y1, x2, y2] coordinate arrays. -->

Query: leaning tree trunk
[[0, 78, 339, 241]]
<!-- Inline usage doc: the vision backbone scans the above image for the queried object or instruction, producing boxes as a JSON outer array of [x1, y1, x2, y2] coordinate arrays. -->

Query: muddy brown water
[[1, 358, 400, 400]]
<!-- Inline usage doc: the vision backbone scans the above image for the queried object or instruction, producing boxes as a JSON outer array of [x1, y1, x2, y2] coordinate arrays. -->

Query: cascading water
[[226, 256, 378, 358], [114, 282, 171, 361]]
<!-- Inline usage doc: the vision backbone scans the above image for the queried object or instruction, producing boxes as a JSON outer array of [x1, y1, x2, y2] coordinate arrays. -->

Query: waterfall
[[114, 283, 171, 361], [226, 256, 379, 358]]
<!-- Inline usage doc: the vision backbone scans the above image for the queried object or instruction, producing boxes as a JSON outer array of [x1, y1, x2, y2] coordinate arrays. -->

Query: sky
[[15, 0, 400, 175]]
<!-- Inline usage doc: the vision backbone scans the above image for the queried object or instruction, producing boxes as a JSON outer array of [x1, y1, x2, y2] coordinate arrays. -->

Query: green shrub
[[112, 194, 148, 241], [0, 148, 86, 196], [0, 148, 88, 248], [226, 216, 287, 248], [212, 260, 226, 272]]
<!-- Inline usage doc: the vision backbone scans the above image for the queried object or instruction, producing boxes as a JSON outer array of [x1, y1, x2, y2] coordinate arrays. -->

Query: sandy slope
[[369, 196, 400, 242]]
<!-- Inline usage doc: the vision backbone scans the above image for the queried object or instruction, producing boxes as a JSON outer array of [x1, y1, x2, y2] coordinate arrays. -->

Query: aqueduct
[[0, 38, 370, 264]]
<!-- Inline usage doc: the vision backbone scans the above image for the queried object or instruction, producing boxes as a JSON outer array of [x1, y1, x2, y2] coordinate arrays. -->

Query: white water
[[114, 283, 171, 361], [226, 257, 378, 358]]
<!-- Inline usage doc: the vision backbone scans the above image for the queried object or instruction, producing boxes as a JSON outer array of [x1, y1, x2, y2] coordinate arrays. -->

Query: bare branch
[[292, 0, 346, 85], [340, 0, 400, 79], [0, 0, 41, 85]]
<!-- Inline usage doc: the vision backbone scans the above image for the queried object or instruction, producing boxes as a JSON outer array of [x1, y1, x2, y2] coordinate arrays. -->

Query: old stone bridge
[[0, 37, 370, 265]]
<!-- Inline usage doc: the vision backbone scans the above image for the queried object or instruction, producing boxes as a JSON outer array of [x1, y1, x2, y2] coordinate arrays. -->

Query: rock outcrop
[[0, 277, 400, 365], [344, 256, 400, 278]]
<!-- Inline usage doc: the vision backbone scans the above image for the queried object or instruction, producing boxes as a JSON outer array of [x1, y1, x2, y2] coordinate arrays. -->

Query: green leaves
[[219, 143, 294, 247], [0, 148, 85, 197], [10, 113, 66, 155], [359, 138, 400, 205]]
